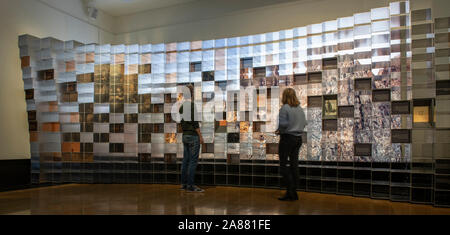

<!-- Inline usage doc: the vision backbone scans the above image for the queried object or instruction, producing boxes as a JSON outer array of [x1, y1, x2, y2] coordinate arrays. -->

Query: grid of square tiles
[[433, 15, 450, 207], [19, 1, 445, 185]]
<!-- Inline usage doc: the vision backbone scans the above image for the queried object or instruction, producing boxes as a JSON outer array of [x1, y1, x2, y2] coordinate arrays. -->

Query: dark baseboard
[[0, 159, 30, 192]]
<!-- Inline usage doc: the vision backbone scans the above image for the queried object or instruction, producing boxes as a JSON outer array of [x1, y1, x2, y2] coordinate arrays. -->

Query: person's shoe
[[278, 192, 298, 201], [289, 193, 299, 200], [278, 195, 294, 201], [180, 185, 187, 190], [186, 185, 204, 193]]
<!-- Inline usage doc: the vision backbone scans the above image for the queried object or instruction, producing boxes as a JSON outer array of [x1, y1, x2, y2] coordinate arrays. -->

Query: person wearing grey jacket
[[276, 88, 307, 201]]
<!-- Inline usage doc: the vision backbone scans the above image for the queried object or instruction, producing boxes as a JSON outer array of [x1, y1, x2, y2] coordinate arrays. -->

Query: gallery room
[[0, 0, 449, 222]]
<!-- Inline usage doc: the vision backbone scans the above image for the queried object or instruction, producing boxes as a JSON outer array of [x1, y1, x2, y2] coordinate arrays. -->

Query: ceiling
[[93, 0, 199, 16]]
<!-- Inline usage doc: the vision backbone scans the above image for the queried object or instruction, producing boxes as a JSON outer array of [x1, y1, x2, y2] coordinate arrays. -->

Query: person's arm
[[179, 104, 183, 117], [278, 105, 289, 132], [299, 107, 307, 131], [192, 102, 203, 143], [195, 128, 204, 144]]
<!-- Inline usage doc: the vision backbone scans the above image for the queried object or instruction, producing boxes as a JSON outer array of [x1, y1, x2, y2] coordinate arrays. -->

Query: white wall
[[0, 0, 114, 160], [115, 0, 450, 44], [114, 0, 305, 35], [114, 0, 395, 44]]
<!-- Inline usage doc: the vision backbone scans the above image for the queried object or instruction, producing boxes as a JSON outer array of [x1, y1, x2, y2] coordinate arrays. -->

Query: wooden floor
[[0, 184, 449, 215]]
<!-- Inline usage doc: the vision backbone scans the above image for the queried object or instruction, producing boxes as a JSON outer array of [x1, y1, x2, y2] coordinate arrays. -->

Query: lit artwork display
[[18, 1, 450, 185], [414, 106, 430, 123]]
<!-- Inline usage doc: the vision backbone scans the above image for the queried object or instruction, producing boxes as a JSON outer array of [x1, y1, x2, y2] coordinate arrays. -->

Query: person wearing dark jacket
[[276, 88, 307, 201], [179, 84, 204, 192]]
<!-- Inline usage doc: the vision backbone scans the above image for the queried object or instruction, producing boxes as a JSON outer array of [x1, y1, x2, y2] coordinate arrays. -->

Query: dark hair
[[184, 84, 194, 99]]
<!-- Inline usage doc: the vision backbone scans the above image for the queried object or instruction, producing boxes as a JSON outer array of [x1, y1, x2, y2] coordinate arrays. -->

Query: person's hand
[[199, 136, 204, 144]]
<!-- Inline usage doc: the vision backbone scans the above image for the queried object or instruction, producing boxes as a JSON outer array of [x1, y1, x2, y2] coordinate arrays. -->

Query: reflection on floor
[[0, 184, 449, 215]]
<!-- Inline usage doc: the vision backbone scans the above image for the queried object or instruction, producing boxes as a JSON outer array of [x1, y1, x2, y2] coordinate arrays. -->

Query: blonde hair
[[281, 88, 300, 107]]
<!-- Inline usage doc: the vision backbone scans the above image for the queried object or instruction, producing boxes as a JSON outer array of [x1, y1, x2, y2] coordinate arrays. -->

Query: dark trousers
[[181, 135, 200, 187], [279, 134, 302, 198]]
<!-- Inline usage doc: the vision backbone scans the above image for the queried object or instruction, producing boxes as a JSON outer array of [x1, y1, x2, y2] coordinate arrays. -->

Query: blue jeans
[[181, 135, 200, 187]]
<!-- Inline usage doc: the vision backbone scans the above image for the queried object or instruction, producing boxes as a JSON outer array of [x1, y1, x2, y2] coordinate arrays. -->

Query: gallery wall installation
[[19, 1, 450, 206]]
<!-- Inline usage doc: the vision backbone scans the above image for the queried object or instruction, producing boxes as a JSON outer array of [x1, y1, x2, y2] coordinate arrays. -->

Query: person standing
[[179, 84, 204, 192], [276, 88, 307, 201]]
